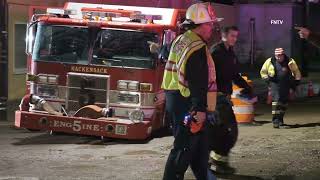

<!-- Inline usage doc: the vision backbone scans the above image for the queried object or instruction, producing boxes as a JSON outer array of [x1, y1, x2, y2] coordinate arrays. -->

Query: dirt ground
[[0, 97, 320, 180]]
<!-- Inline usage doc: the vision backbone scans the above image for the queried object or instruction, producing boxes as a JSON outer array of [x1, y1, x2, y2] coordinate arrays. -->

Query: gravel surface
[[0, 98, 320, 180]]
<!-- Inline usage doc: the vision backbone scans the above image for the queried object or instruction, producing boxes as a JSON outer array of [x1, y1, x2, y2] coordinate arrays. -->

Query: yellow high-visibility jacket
[[162, 30, 217, 111], [162, 30, 216, 96], [260, 57, 301, 81]]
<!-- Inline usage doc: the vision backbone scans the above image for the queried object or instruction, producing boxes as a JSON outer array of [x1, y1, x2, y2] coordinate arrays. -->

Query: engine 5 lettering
[[52, 120, 101, 132]]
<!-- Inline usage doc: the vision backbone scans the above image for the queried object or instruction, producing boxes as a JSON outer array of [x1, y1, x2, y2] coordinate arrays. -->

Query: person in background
[[208, 26, 253, 174], [260, 48, 301, 129]]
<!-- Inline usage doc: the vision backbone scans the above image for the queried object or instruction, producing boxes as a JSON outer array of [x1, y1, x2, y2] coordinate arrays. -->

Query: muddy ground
[[0, 97, 320, 180]]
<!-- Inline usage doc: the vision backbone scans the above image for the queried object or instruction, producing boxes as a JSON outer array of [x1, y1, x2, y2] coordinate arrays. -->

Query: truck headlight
[[117, 80, 128, 90], [128, 81, 139, 91], [37, 85, 58, 98], [47, 76, 58, 84], [38, 75, 48, 84], [36, 74, 59, 85], [117, 80, 139, 91], [118, 92, 140, 104], [129, 109, 144, 123]]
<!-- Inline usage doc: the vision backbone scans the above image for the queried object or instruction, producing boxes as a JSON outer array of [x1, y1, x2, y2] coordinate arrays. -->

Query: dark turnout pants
[[270, 82, 290, 124], [163, 91, 209, 180], [208, 94, 238, 160]]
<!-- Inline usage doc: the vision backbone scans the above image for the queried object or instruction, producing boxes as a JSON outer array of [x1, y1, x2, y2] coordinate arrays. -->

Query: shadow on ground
[[216, 173, 266, 180], [284, 122, 320, 128], [10, 126, 174, 146], [11, 130, 155, 146], [216, 174, 297, 180]]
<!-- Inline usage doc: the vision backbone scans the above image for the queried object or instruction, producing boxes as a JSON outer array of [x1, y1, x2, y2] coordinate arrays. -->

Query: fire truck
[[15, 2, 186, 140]]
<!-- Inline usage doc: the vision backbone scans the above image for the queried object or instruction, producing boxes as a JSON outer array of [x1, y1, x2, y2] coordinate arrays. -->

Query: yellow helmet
[[185, 3, 223, 25]]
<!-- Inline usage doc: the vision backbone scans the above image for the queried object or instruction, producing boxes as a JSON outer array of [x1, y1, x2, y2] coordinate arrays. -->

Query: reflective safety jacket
[[260, 57, 301, 81], [162, 30, 217, 111]]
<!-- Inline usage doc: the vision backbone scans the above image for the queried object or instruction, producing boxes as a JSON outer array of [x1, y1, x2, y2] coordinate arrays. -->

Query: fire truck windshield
[[32, 24, 89, 64], [92, 29, 158, 69], [32, 24, 158, 69]]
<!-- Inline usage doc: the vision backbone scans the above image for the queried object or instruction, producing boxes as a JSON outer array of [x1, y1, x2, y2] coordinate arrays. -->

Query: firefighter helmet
[[184, 3, 223, 25]]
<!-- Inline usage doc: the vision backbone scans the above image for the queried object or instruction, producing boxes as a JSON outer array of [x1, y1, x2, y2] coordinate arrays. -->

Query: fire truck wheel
[[207, 99, 238, 155]]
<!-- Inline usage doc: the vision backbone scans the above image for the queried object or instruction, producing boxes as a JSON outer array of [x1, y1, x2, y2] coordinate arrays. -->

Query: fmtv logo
[[271, 19, 284, 25]]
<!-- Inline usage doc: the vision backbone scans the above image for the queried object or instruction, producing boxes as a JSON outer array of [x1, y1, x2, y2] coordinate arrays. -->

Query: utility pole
[[0, 0, 8, 120], [301, 0, 310, 77]]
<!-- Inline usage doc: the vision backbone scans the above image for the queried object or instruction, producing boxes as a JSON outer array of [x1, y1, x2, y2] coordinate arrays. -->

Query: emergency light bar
[[47, 8, 77, 16], [65, 2, 174, 25], [81, 8, 141, 17], [81, 7, 161, 23], [131, 14, 162, 21], [82, 11, 121, 21]]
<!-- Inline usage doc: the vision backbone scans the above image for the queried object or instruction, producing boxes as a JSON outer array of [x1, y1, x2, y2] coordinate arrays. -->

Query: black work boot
[[279, 121, 290, 129], [278, 115, 290, 129], [278, 118, 284, 126], [209, 157, 236, 174], [273, 118, 280, 129]]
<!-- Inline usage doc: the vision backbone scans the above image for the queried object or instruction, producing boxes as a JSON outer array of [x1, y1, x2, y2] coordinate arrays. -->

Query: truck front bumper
[[15, 111, 152, 140]]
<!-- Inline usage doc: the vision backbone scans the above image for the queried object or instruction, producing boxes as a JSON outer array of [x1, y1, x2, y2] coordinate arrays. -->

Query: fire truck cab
[[15, 2, 186, 140]]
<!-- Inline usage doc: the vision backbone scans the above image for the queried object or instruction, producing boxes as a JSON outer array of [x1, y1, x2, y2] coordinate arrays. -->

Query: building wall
[[7, 0, 65, 101], [7, 3, 28, 101], [236, 4, 296, 65]]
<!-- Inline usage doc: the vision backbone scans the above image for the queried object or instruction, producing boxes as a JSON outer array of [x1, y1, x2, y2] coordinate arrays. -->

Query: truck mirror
[[163, 29, 176, 45], [158, 30, 176, 63], [25, 23, 37, 55]]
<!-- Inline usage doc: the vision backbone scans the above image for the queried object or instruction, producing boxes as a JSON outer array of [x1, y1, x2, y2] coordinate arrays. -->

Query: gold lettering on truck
[[70, 66, 108, 74]]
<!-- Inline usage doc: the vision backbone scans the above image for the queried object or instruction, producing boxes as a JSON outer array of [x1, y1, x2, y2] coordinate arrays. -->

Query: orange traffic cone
[[267, 87, 272, 104], [308, 81, 315, 97]]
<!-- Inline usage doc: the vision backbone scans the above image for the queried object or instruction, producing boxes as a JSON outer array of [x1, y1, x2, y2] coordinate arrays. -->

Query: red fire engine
[[15, 2, 186, 140]]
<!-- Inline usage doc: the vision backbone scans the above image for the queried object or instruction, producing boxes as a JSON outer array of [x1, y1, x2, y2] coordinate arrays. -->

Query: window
[[14, 23, 27, 74], [92, 29, 158, 69], [32, 24, 89, 65]]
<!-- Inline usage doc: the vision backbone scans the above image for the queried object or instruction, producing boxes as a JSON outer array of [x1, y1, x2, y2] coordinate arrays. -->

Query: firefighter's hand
[[147, 41, 160, 54], [295, 27, 311, 39], [193, 111, 206, 124]]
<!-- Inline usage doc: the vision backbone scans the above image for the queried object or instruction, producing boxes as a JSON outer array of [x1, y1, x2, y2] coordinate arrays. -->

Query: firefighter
[[260, 48, 301, 128], [162, 2, 221, 180], [296, 27, 320, 48], [208, 26, 252, 174]]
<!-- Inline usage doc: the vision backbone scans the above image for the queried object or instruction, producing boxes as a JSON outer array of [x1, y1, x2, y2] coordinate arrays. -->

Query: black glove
[[240, 87, 252, 96], [266, 76, 278, 83]]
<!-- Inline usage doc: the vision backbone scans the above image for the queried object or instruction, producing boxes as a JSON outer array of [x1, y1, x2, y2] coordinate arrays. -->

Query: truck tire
[[207, 98, 238, 155]]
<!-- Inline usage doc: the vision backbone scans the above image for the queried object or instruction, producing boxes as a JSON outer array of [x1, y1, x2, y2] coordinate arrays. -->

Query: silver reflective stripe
[[165, 61, 177, 71], [232, 105, 254, 114], [272, 110, 281, 115], [177, 40, 204, 69], [210, 151, 229, 162]]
